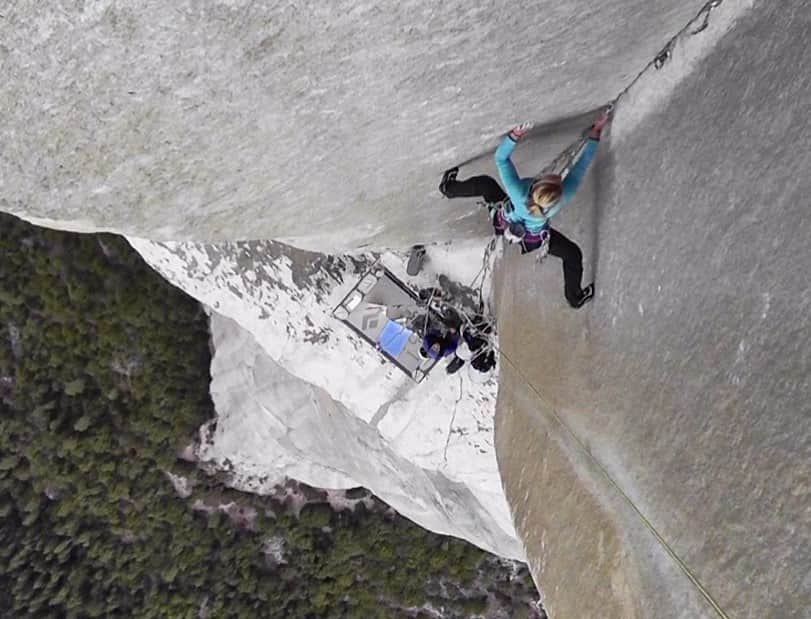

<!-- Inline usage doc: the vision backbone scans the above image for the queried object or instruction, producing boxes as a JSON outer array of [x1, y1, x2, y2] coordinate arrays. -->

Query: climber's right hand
[[509, 122, 534, 142], [588, 109, 612, 140]]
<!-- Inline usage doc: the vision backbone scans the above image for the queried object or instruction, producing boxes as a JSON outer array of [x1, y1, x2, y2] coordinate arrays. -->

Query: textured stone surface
[[495, 1, 811, 617], [129, 237, 521, 559], [206, 312, 522, 559], [3, 1, 809, 616], [496, 366, 717, 618], [1, 0, 703, 247]]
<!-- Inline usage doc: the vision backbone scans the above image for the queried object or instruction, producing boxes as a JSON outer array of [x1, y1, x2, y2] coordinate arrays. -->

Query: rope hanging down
[[492, 343, 732, 619]]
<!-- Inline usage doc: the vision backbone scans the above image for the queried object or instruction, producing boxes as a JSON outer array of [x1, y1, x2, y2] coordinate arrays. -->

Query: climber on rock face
[[439, 110, 611, 309]]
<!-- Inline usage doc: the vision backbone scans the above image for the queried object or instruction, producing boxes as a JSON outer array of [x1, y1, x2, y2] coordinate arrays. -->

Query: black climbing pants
[[442, 175, 507, 204], [443, 174, 506, 235], [548, 228, 585, 307]]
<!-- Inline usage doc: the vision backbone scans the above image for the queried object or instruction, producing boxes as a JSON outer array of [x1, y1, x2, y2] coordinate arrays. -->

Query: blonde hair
[[528, 182, 562, 216]]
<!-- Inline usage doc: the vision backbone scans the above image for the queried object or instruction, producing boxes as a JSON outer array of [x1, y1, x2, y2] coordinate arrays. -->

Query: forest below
[[0, 213, 540, 618]]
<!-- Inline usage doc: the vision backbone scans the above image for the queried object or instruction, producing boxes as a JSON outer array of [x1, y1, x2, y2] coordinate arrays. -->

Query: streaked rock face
[[2, 0, 702, 248], [495, 2, 810, 617]]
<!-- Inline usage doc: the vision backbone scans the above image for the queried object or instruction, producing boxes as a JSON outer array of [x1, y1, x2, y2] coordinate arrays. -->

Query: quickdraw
[[522, 228, 551, 260]]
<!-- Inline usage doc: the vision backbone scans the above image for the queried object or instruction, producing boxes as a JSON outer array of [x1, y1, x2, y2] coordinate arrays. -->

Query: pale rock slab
[[130, 237, 523, 558]]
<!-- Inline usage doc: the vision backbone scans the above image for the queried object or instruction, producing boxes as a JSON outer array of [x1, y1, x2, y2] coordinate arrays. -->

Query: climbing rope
[[610, 0, 725, 107], [440, 240, 732, 616], [492, 342, 732, 619]]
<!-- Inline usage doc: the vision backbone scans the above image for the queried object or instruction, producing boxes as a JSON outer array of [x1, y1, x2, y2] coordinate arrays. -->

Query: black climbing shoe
[[446, 355, 465, 375], [439, 167, 459, 197], [573, 283, 594, 309]]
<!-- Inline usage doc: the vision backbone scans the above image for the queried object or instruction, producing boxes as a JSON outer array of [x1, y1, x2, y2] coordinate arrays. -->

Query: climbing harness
[[522, 228, 550, 260], [489, 204, 550, 258], [479, 197, 512, 217], [493, 343, 732, 619], [504, 222, 527, 245]]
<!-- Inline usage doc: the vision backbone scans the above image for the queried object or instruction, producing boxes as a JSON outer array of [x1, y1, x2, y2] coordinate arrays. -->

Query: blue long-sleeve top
[[494, 136, 599, 234]]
